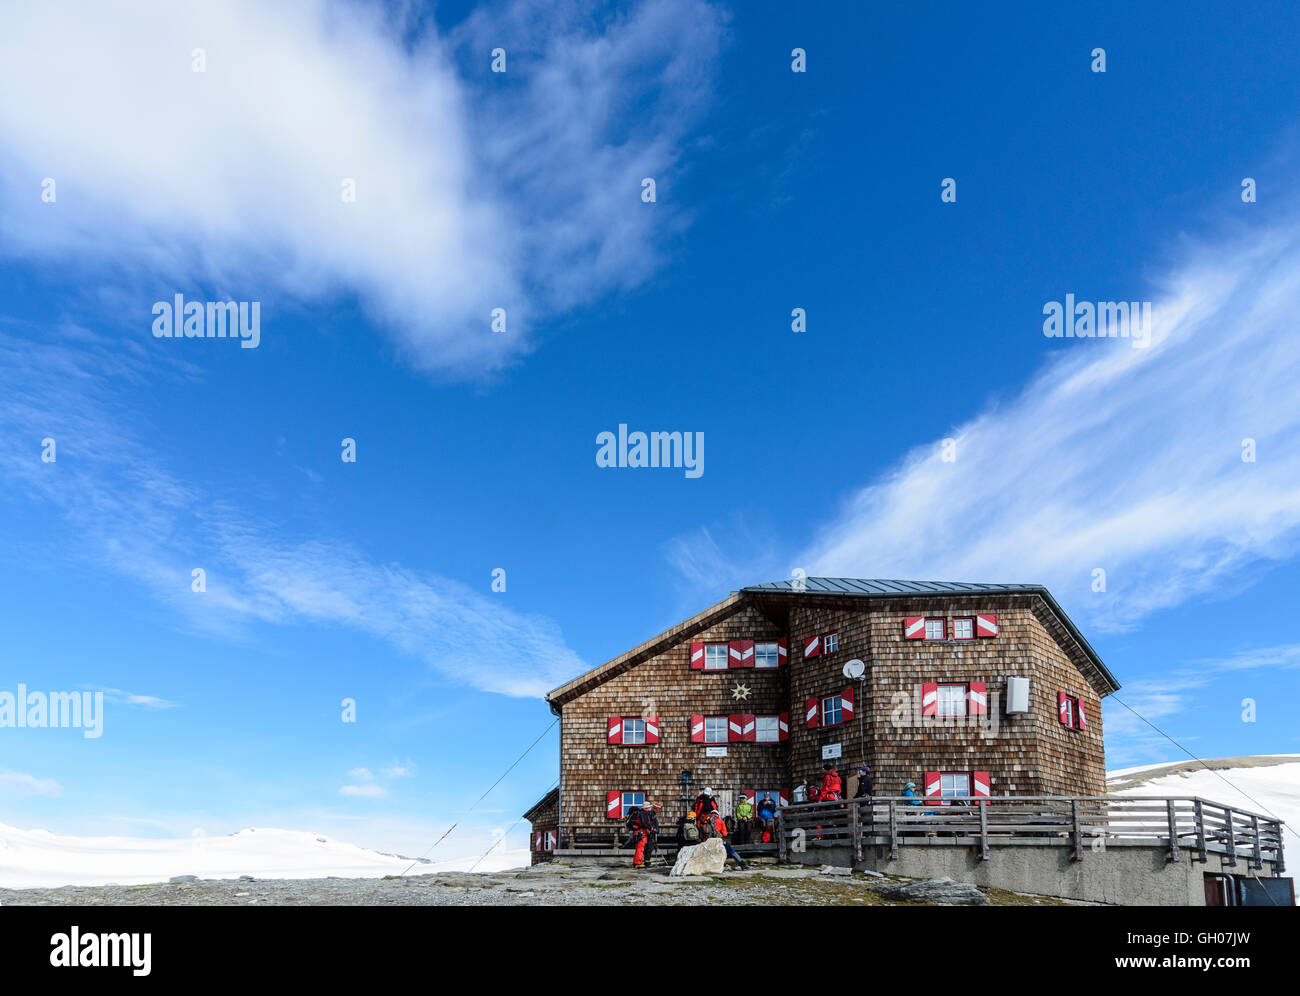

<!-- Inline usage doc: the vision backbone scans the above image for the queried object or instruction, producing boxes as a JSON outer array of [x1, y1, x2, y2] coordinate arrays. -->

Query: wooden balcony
[[773, 795, 1286, 871]]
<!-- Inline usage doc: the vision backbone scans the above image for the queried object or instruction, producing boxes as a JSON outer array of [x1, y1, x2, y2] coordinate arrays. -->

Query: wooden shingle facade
[[526, 579, 1119, 852]]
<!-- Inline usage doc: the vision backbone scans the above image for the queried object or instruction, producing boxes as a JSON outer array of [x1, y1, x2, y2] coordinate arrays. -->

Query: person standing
[[734, 792, 754, 844], [818, 763, 842, 802], [853, 765, 874, 799]]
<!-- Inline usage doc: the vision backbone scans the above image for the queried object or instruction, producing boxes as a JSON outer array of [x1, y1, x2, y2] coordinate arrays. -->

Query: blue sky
[[2, 0, 1299, 865]]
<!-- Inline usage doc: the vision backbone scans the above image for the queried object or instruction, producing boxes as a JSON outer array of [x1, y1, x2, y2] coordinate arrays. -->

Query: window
[[952, 617, 974, 640], [937, 683, 968, 717], [621, 718, 645, 744], [704, 716, 729, 743], [821, 695, 842, 727], [704, 643, 729, 670], [940, 773, 970, 798], [1060, 696, 1081, 733], [622, 791, 645, 811], [924, 618, 946, 640], [823, 632, 839, 654], [755, 715, 781, 742], [755, 642, 781, 669]]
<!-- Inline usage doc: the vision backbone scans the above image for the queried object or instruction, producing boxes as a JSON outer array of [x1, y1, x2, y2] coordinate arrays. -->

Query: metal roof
[[743, 578, 1039, 596], [742, 577, 1118, 695]]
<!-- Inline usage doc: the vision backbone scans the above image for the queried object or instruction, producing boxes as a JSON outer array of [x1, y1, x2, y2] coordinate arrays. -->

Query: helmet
[[904, 781, 917, 789], [703, 787, 713, 796]]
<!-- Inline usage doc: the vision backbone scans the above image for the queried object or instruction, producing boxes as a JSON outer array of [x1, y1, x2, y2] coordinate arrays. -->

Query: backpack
[[678, 814, 700, 844], [625, 807, 645, 833]]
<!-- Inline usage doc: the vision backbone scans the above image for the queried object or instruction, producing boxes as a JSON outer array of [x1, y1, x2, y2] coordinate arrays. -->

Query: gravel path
[[0, 859, 1072, 906]]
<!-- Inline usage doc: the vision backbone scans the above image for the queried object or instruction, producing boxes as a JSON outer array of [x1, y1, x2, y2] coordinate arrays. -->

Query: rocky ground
[[0, 858, 1081, 906]]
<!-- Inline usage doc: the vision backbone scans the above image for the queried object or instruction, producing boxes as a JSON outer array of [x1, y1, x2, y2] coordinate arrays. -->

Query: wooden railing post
[[1251, 814, 1262, 871], [1071, 799, 1082, 861], [979, 799, 989, 861], [851, 800, 862, 862], [888, 799, 898, 860], [1224, 809, 1238, 867], [1193, 799, 1207, 863], [1274, 821, 1286, 874], [1166, 799, 1180, 862]]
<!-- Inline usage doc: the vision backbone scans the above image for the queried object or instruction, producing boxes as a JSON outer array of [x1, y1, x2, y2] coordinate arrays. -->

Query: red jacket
[[820, 770, 842, 800]]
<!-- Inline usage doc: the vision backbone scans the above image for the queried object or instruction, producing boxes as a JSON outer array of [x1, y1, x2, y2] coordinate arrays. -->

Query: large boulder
[[873, 877, 989, 905], [670, 837, 727, 877]]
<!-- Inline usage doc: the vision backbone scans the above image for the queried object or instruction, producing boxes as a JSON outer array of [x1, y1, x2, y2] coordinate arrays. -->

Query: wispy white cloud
[[339, 783, 388, 799], [671, 220, 1300, 633], [81, 686, 182, 710], [0, 327, 585, 698], [0, 771, 63, 797], [0, 0, 725, 378]]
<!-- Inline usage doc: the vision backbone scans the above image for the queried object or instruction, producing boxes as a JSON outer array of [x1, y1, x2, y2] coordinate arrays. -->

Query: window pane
[[755, 716, 779, 742], [925, 619, 945, 639], [623, 719, 645, 744], [824, 633, 838, 654], [953, 618, 973, 639], [755, 643, 779, 668], [705, 716, 727, 742], [822, 695, 841, 726], [940, 774, 969, 798], [937, 684, 967, 717], [704, 644, 728, 669]]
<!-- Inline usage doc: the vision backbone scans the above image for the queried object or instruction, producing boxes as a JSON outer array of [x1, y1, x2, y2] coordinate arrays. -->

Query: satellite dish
[[842, 659, 865, 679]]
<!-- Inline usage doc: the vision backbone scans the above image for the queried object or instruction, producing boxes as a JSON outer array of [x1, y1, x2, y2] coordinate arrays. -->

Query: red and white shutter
[[904, 616, 926, 640], [805, 697, 820, 729], [644, 715, 660, 744], [690, 714, 706, 743], [776, 637, 789, 666], [532, 831, 542, 851], [728, 714, 744, 743], [1058, 691, 1071, 727], [976, 613, 999, 638], [1076, 700, 1088, 730], [606, 790, 623, 819], [545, 830, 557, 851], [739, 714, 756, 742], [729, 639, 755, 668], [778, 712, 790, 741], [924, 771, 942, 803], [779, 790, 790, 808], [607, 717, 623, 745], [972, 771, 991, 801], [804, 634, 822, 659], [689, 641, 706, 670], [968, 681, 987, 716], [841, 686, 855, 721], [921, 682, 939, 717]]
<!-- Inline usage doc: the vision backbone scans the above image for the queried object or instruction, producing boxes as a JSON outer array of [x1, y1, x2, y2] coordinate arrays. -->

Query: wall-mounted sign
[[822, 743, 842, 760], [706, 746, 728, 758]]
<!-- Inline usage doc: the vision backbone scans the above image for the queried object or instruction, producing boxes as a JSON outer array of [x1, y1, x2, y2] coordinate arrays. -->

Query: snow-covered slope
[[1108, 754, 1300, 870], [0, 823, 522, 889]]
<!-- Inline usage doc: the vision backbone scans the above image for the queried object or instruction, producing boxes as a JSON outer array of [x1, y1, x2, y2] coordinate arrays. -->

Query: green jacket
[[735, 799, 755, 821]]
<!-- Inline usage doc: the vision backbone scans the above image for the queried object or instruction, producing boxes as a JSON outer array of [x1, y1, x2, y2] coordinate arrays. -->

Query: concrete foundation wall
[[787, 842, 1279, 905]]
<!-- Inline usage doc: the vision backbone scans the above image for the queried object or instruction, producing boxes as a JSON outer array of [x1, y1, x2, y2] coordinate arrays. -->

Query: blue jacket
[[902, 787, 921, 806]]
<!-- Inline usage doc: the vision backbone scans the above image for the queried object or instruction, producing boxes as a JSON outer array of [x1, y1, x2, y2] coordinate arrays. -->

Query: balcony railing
[[773, 795, 1286, 871]]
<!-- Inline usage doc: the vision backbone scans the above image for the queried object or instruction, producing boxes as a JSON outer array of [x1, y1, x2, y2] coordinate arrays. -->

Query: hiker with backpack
[[624, 801, 662, 869], [692, 787, 718, 821], [818, 763, 842, 802]]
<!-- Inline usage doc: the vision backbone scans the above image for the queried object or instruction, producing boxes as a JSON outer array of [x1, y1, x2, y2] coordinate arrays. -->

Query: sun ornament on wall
[[731, 682, 751, 702]]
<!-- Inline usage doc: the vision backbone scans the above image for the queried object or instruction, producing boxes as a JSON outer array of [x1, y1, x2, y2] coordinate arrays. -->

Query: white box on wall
[[1006, 676, 1030, 714]]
